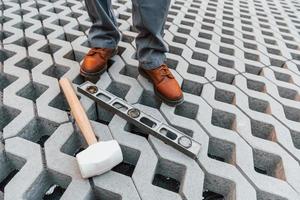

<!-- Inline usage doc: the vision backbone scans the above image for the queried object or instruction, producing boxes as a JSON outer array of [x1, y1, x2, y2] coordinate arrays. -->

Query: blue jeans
[[84, 0, 171, 70]]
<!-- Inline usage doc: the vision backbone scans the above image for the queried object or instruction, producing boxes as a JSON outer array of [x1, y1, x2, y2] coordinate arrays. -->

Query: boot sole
[[138, 67, 184, 106], [80, 65, 107, 79], [80, 48, 118, 81]]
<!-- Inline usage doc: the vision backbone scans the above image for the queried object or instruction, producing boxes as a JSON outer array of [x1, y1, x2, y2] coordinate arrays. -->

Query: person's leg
[[81, 0, 121, 80], [131, 0, 171, 70], [131, 0, 183, 106], [84, 0, 121, 48]]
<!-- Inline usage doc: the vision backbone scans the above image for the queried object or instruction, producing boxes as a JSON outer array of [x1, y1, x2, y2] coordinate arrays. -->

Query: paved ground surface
[[1, 0, 300, 199]]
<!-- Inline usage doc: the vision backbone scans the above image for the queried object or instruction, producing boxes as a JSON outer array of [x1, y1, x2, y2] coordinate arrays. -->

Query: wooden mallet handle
[[59, 78, 98, 146]]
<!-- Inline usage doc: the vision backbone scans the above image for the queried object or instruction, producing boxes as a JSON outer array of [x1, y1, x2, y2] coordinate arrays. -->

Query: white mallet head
[[76, 140, 123, 178]]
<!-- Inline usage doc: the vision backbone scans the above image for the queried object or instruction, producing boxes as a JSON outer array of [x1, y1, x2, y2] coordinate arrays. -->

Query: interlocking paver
[[2, 0, 300, 199]]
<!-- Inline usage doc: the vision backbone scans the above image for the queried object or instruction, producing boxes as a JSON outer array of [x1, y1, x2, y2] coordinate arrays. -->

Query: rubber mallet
[[59, 78, 123, 178]]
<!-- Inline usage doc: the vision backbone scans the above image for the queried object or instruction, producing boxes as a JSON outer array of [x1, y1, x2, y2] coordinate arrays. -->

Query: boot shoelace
[[87, 48, 110, 60], [159, 64, 174, 79]]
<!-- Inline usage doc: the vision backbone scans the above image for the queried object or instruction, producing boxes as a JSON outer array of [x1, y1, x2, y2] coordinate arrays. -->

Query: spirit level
[[78, 81, 201, 159]]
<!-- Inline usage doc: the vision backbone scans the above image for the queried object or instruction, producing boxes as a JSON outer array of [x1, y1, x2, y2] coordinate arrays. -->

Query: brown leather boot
[[139, 64, 184, 106], [80, 48, 117, 79]]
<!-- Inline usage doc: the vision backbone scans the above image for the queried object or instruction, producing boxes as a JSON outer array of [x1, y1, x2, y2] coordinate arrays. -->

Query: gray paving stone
[[4, 137, 45, 200], [1, 0, 300, 199]]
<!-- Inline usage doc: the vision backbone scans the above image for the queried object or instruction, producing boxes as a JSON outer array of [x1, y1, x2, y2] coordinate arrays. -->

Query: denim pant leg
[[84, 0, 121, 48], [131, 0, 171, 70]]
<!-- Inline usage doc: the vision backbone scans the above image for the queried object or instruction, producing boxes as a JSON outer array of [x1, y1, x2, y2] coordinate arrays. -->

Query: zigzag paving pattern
[[1, 0, 300, 199]]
